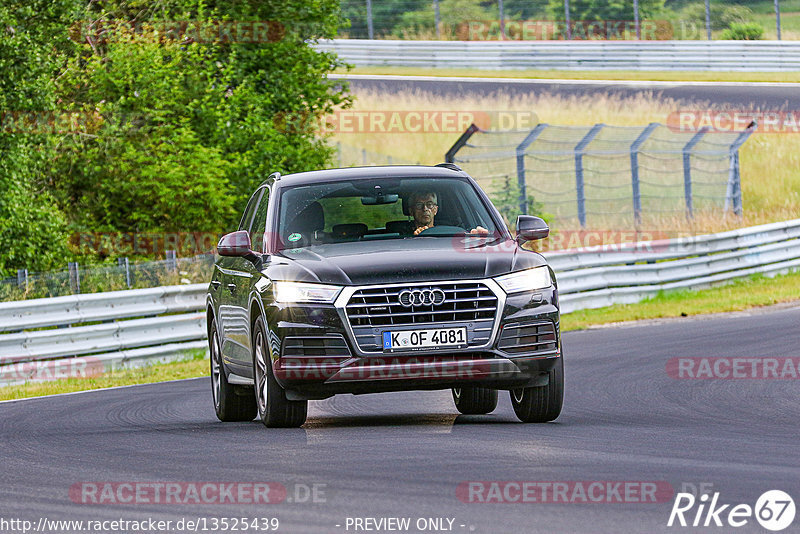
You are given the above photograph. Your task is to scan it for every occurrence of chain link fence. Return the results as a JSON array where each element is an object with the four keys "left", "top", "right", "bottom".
[
  {"left": 447, "top": 121, "right": 755, "bottom": 228},
  {"left": 0, "top": 254, "right": 214, "bottom": 302},
  {"left": 339, "top": 0, "right": 787, "bottom": 41}
]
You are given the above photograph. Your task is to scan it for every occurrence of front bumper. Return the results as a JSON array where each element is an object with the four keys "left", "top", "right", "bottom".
[{"left": 265, "top": 282, "right": 561, "bottom": 400}]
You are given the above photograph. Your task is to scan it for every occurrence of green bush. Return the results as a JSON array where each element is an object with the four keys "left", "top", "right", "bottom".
[
  {"left": 681, "top": 4, "right": 753, "bottom": 31},
  {"left": 720, "top": 22, "right": 764, "bottom": 40}
]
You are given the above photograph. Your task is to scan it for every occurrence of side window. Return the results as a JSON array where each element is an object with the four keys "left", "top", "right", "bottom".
[
  {"left": 251, "top": 187, "right": 270, "bottom": 253},
  {"left": 238, "top": 188, "right": 264, "bottom": 232}
]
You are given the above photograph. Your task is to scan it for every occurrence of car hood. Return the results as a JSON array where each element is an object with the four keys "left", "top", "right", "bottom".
[{"left": 265, "top": 236, "right": 547, "bottom": 285}]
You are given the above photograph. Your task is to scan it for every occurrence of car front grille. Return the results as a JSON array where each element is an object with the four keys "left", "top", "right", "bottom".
[
  {"left": 344, "top": 282, "right": 499, "bottom": 353},
  {"left": 346, "top": 283, "right": 497, "bottom": 326},
  {"left": 497, "top": 320, "right": 557, "bottom": 355}
]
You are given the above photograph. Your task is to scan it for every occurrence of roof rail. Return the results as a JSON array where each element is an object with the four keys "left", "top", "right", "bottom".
[{"left": 435, "top": 162, "right": 462, "bottom": 172}]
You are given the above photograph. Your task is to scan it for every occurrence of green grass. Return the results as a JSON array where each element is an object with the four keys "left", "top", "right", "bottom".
[
  {"left": 0, "top": 353, "right": 208, "bottom": 401},
  {"left": 562, "top": 270, "right": 800, "bottom": 331},
  {"left": 341, "top": 66, "right": 800, "bottom": 83}
]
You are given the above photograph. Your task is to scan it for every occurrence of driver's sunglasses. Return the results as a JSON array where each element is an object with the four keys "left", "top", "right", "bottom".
[{"left": 412, "top": 201, "right": 437, "bottom": 210}]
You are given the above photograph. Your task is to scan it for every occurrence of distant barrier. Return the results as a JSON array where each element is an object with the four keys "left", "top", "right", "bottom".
[{"left": 316, "top": 39, "right": 800, "bottom": 72}]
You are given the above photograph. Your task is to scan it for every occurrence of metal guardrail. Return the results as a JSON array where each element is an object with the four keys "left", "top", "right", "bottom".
[
  {"left": 316, "top": 39, "right": 800, "bottom": 71},
  {"left": 0, "top": 285, "right": 208, "bottom": 387},
  {"left": 549, "top": 218, "right": 800, "bottom": 313},
  {"left": 1, "top": 218, "right": 799, "bottom": 386}
]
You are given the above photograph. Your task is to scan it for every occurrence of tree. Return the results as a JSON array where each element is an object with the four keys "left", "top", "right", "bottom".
[
  {"left": 546, "top": 0, "right": 665, "bottom": 22},
  {"left": 50, "top": 0, "right": 351, "bottom": 257},
  {"left": 0, "top": 0, "right": 77, "bottom": 276}
]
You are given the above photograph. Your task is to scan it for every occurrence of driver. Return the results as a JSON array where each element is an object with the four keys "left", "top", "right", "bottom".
[
  {"left": 409, "top": 191, "right": 438, "bottom": 235},
  {"left": 409, "top": 191, "right": 488, "bottom": 236}
]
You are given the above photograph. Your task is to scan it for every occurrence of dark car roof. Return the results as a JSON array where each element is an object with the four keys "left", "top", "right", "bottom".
[{"left": 273, "top": 165, "right": 466, "bottom": 188}]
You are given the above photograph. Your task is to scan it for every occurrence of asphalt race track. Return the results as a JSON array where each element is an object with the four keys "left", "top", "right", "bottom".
[
  {"left": 334, "top": 74, "right": 800, "bottom": 109},
  {"left": 2, "top": 305, "right": 799, "bottom": 533}
]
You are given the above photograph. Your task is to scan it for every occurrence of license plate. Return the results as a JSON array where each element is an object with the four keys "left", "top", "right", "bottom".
[{"left": 382, "top": 327, "right": 467, "bottom": 351}]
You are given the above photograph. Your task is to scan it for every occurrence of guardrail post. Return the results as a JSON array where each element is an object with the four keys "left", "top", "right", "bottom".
[
  {"left": 630, "top": 123, "right": 658, "bottom": 226},
  {"left": 16, "top": 269, "right": 27, "bottom": 291},
  {"left": 118, "top": 257, "right": 131, "bottom": 288},
  {"left": 574, "top": 124, "right": 604, "bottom": 228},
  {"left": 515, "top": 123, "right": 548, "bottom": 216},
  {"left": 166, "top": 250, "right": 178, "bottom": 272},
  {"left": 682, "top": 127, "right": 708, "bottom": 220},
  {"left": 445, "top": 123, "right": 480, "bottom": 163},
  {"left": 726, "top": 121, "right": 756, "bottom": 216},
  {"left": 68, "top": 262, "right": 80, "bottom": 294}
]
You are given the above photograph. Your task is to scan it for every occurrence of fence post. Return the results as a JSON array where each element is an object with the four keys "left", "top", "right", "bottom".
[
  {"left": 434, "top": 0, "right": 441, "bottom": 39},
  {"left": 366, "top": 0, "right": 374, "bottom": 39},
  {"left": 630, "top": 123, "right": 659, "bottom": 226},
  {"left": 17, "top": 269, "right": 28, "bottom": 292},
  {"left": 704, "top": 0, "right": 711, "bottom": 40},
  {"left": 445, "top": 123, "right": 480, "bottom": 163},
  {"left": 515, "top": 123, "right": 548, "bottom": 216},
  {"left": 574, "top": 124, "right": 604, "bottom": 228},
  {"left": 726, "top": 121, "right": 756, "bottom": 216},
  {"left": 166, "top": 250, "right": 177, "bottom": 272},
  {"left": 118, "top": 257, "right": 131, "bottom": 288},
  {"left": 564, "top": 0, "right": 572, "bottom": 40},
  {"left": 682, "top": 127, "right": 708, "bottom": 220},
  {"left": 68, "top": 262, "right": 80, "bottom": 294},
  {"left": 775, "top": 0, "right": 782, "bottom": 40},
  {"left": 498, "top": 0, "right": 505, "bottom": 39}
]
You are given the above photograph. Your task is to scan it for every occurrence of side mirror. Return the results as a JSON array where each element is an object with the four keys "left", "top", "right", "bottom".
[
  {"left": 217, "top": 230, "right": 253, "bottom": 257},
  {"left": 515, "top": 215, "right": 549, "bottom": 243}
]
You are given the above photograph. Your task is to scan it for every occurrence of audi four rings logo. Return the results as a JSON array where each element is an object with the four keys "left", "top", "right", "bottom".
[{"left": 398, "top": 288, "right": 446, "bottom": 307}]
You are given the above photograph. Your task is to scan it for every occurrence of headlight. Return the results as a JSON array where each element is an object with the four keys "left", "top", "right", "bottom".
[
  {"left": 273, "top": 281, "right": 342, "bottom": 303},
  {"left": 494, "top": 266, "right": 551, "bottom": 294}
]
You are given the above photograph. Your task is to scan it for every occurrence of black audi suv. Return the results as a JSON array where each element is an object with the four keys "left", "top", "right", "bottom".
[{"left": 207, "top": 164, "right": 562, "bottom": 427}]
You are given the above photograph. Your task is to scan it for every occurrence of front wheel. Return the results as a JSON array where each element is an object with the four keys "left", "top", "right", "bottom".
[
  {"left": 452, "top": 386, "right": 498, "bottom": 414},
  {"left": 252, "top": 316, "right": 307, "bottom": 428},
  {"left": 510, "top": 357, "right": 563, "bottom": 423},
  {"left": 210, "top": 318, "right": 256, "bottom": 422}
]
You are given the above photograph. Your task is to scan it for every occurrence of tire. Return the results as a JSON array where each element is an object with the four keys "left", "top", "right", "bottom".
[
  {"left": 210, "top": 318, "right": 257, "bottom": 422},
  {"left": 452, "top": 386, "right": 498, "bottom": 415},
  {"left": 510, "top": 357, "right": 563, "bottom": 423},
  {"left": 252, "top": 316, "right": 308, "bottom": 428}
]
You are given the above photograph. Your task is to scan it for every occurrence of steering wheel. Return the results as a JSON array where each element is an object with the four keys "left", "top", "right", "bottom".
[{"left": 416, "top": 225, "right": 466, "bottom": 236}]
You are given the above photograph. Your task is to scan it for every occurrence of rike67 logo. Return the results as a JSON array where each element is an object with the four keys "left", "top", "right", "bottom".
[{"left": 668, "top": 490, "right": 795, "bottom": 531}]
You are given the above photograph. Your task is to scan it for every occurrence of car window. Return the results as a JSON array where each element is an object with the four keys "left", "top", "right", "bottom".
[
  {"left": 251, "top": 187, "right": 270, "bottom": 253},
  {"left": 277, "top": 177, "right": 499, "bottom": 249},
  {"left": 238, "top": 188, "right": 264, "bottom": 232}
]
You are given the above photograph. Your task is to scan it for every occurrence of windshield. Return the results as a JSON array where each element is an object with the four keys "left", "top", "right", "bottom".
[{"left": 276, "top": 176, "right": 500, "bottom": 249}]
